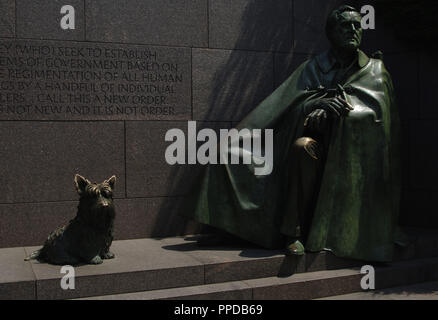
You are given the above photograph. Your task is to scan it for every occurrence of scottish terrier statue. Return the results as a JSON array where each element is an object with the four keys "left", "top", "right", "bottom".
[{"left": 25, "top": 174, "right": 117, "bottom": 265}]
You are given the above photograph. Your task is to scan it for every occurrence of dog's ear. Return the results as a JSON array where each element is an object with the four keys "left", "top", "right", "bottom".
[
  {"left": 105, "top": 175, "right": 116, "bottom": 190},
  {"left": 74, "top": 174, "right": 90, "bottom": 194}
]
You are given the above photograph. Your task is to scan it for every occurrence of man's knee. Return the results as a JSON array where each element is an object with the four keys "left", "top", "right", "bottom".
[{"left": 293, "top": 137, "right": 319, "bottom": 160}]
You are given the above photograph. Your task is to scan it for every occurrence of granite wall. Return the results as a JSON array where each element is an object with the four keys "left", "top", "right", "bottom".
[{"left": 0, "top": 0, "right": 435, "bottom": 248}]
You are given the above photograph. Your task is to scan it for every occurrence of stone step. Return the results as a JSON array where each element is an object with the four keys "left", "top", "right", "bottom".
[
  {"left": 79, "top": 258, "right": 438, "bottom": 300},
  {"left": 317, "top": 281, "right": 438, "bottom": 300},
  {"left": 0, "top": 236, "right": 361, "bottom": 300},
  {"left": 1, "top": 234, "right": 437, "bottom": 300},
  {"left": 79, "top": 279, "right": 255, "bottom": 300}
]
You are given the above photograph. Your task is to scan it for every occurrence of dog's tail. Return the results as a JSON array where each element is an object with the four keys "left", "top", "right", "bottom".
[{"left": 24, "top": 249, "right": 41, "bottom": 261}]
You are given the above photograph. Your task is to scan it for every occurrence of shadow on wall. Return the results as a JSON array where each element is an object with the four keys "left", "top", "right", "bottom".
[
  {"left": 372, "top": 0, "right": 438, "bottom": 49},
  {"left": 197, "top": 0, "right": 291, "bottom": 122},
  {"left": 372, "top": 0, "right": 438, "bottom": 229},
  {"left": 154, "top": 0, "right": 294, "bottom": 238},
  {"left": 152, "top": 0, "right": 368, "bottom": 238}
]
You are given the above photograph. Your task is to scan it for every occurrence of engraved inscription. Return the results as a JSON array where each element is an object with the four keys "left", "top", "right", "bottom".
[{"left": 0, "top": 40, "right": 191, "bottom": 120}]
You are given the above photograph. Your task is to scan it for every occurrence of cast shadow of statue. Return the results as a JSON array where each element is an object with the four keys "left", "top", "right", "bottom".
[
  {"left": 161, "top": 237, "right": 366, "bottom": 278},
  {"left": 153, "top": 0, "right": 296, "bottom": 242},
  {"left": 154, "top": 1, "right": 317, "bottom": 264},
  {"left": 161, "top": 236, "right": 281, "bottom": 258},
  {"left": 155, "top": 0, "right": 373, "bottom": 275}
]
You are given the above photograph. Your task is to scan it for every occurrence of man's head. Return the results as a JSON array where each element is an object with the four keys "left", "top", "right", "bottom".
[{"left": 326, "top": 5, "right": 363, "bottom": 52}]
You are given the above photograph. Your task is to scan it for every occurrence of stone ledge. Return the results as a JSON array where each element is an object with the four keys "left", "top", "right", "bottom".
[
  {"left": 77, "top": 268, "right": 362, "bottom": 300},
  {"left": 0, "top": 247, "right": 36, "bottom": 300},
  {"left": 1, "top": 236, "right": 359, "bottom": 300},
  {"left": 0, "top": 233, "right": 437, "bottom": 300},
  {"left": 79, "top": 257, "right": 438, "bottom": 300},
  {"left": 79, "top": 280, "right": 253, "bottom": 300},
  {"left": 317, "top": 281, "right": 438, "bottom": 300}
]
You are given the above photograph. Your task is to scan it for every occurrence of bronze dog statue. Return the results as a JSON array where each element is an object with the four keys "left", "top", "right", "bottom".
[{"left": 25, "top": 174, "right": 116, "bottom": 265}]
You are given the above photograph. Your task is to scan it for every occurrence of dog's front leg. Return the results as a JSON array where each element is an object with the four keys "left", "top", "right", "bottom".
[
  {"left": 100, "top": 231, "right": 115, "bottom": 259},
  {"left": 100, "top": 251, "right": 115, "bottom": 259},
  {"left": 89, "top": 255, "right": 103, "bottom": 265}
]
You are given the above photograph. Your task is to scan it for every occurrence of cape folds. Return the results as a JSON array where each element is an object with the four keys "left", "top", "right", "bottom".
[{"left": 187, "top": 50, "right": 401, "bottom": 262}]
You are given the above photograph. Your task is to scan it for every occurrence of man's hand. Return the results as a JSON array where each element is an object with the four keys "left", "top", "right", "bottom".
[
  {"left": 304, "top": 97, "right": 353, "bottom": 132},
  {"left": 304, "top": 108, "right": 328, "bottom": 132},
  {"left": 305, "top": 97, "right": 353, "bottom": 117}
]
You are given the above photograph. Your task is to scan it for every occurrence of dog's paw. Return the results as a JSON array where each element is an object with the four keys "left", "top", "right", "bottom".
[
  {"left": 101, "top": 251, "right": 115, "bottom": 259},
  {"left": 89, "top": 255, "right": 103, "bottom": 265}
]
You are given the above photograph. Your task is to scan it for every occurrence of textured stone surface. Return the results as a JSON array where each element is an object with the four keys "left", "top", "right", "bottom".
[
  {"left": 209, "top": 0, "right": 293, "bottom": 52},
  {"left": 192, "top": 48, "right": 274, "bottom": 121},
  {"left": 126, "top": 120, "right": 230, "bottom": 197},
  {"left": 126, "top": 121, "right": 190, "bottom": 198},
  {"left": 399, "top": 189, "right": 438, "bottom": 229},
  {"left": 164, "top": 281, "right": 252, "bottom": 300},
  {"left": 355, "top": 0, "right": 411, "bottom": 55},
  {"left": 274, "top": 52, "right": 311, "bottom": 87},
  {"left": 161, "top": 236, "right": 287, "bottom": 283},
  {"left": 0, "top": 0, "right": 15, "bottom": 37},
  {"left": 247, "top": 269, "right": 362, "bottom": 300},
  {"left": 0, "top": 197, "right": 201, "bottom": 248},
  {"left": 16, "top": 0, "right": 84, "bottom": 40},
  {"left": 160, "top": 237, "right": 362, "bottom": 282},
  {"left": 384, "top": 52, "right": 419, "bottom": 120},
  {"left": 399, "top": 123, "right": 411, "bottom": 192},
  {"left": 0, "top": 247, "right": 35, "bottom": 300},
  {"left": 114, "top": 197, "right": 202, "bottom": 240},
  {"left": 303, "top": 251, "right": 362, "bottom": 272},
  {"left": 364, "top": 22, "right": 407, "bottom": 56},
  {"left": 0, "top": 121, "right": 125, "bottom": 203},
  {"left": 25, "top": 238, "right": 204, "bottom": 299},
  {"left": 2, "top": 235, "right": 438, "bottom": 299},
  {"left": 0, "top": 39, "right": 191, "bottom": 120},
  {"left": 293, "top": 0, "right": 345, "bottom": 54},
  {"left": 305, "top": 273, "right": 363, "bottom": 299},
  {"left": 374, "top": 259, "right": 432, "bottom": 289},
  {"left": 86, "top": 0, "right": 208, "bottom": 47},
  {"left": 88, "top": 273, "right": 438, "bottom": 301},
  {"left": 80, "top": 281, "right": 252, "bottom": 300},
  {"left": 409, "top": 121, "right": 438, "bottom": 189},
  {"left": 419, "top": 50, "right": 438, "bottom": 118},
  {"left": 0, "top": 201, "right": 77, "bottom": 248},
  {"left": 318, "top": 281, "right": 438, "bottom": 300},
  {"left": 415, "top": 233, "right": 438, "bottom": 259}
]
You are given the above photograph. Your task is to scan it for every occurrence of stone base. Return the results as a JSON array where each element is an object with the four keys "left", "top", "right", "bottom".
[{"left": 0, "top": 231, "right": 438, "bottom": 300}]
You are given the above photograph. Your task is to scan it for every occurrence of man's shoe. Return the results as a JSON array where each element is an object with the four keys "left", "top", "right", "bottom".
[{"left": 285, "top": 240, "right": 305, "bottom": 256}]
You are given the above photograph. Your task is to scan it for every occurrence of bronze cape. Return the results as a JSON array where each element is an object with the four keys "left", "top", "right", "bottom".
[{"left": 186, "top": 50, "right": 401, "bottom": 262}]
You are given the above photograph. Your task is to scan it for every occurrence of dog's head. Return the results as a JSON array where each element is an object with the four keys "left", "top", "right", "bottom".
[{"left": 74, "top": 174, "right": 116, "bottom": 226}]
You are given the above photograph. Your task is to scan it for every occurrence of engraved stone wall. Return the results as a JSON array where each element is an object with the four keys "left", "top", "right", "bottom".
[{"left": 0, "top": 0, "right": 433, "bottom": 247}]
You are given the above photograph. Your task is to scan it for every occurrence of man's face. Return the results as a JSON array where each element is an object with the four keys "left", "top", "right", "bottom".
[{"left": 330, "top": 11, "right": 363, "bottom": 52}]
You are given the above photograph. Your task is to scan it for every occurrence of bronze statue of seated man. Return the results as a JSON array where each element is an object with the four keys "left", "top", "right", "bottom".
[{"left": 187, "top": 5, "right": 404, "bottom": 262}]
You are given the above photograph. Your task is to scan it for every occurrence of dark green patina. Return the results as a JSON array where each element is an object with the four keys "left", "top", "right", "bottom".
[{"left": 186, "top": 5, "right": 401, "bottom": 262}]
